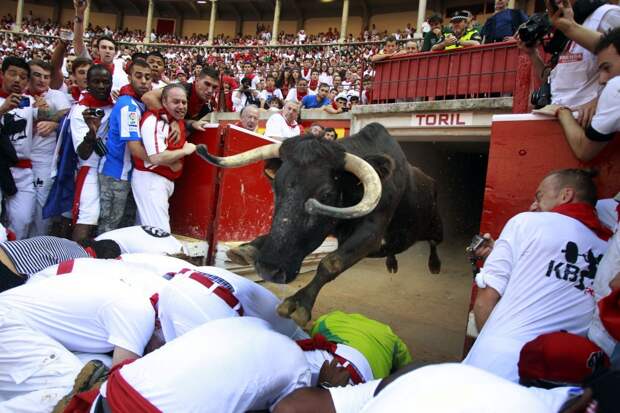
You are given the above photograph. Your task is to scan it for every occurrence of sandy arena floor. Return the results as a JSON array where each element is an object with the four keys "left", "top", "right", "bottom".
[{"left": 260, "top": 238, "right": 474, "bottom": 364}]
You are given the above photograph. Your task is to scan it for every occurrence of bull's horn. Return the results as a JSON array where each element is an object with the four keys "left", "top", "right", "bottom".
[
  {"left": 305, "top": 153, "right": 382, "bottom": 219},
  {"left": 195, "top": 143, "right": 281, "bottom": 168}
]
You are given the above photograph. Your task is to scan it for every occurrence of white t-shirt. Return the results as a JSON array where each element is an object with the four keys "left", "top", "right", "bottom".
[
  {"left": 463, "top": 211, "right": 608, "bottom": 382},
  {"left": 157, "top": 266, "right": 306, "bottom": 342},
  {"left": 285, "top": 88, "right": 316, "bottom": 103},
  {"left": 264, "top": 112, "right": 301, "bottom": 141},
  {"left": 550, "top": 5, "right": 620, "bottom": 107},
  {"left": 587, "top": 76, "right": 620, "bottom": 143},
  {"left": 109, "top": 317, "right": 312, "bottom": 412},
  {"left": 0, "top": 95, "right": 37, "bottom": 160},
  {"left": 31, "top": 89, "right": 71, "bottom": 171},
  {"left": 0, "top": 273, "right": 155, "bottom": 355},
  {"left": 96, "top": 225, "right": 185, "bottom": 255},
  {"left": 29, "top": 256, "right": 169, "bottom": 299},
  {"left": 259, "top": 88, "right": 284, "bottom": 103},
  {"left": 596, "top": 196, "right": 619, "bottom": 233},
  {"left": 70, "top": 103, "right": 113, "bottom": 168},
  {"left": 360, "top": 364, "right": 567, "bottom": 413}
]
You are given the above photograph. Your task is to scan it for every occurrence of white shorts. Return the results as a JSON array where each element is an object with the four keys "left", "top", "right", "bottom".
[
  {"left": 5, "top": 167, "right": 36, "bottom": 240},
  {"left": 76, "top": 166, "right": 100, "bottom": 226},
  {"left": 0, "top": 306, "right": 83, "bottom": 413},
  {"left": 131, "top": 170, "right": 174, "bottom": 233}
]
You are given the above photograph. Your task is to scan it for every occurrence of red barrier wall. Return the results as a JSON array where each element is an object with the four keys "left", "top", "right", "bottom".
[{"left": 463, "top": 114, "right": 620, "bottom": 357}]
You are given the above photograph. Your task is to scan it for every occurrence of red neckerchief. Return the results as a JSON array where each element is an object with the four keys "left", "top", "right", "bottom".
[
  {"left": 296, "top": 89, "right": 307, "bottom": 102},
  {"left": 78, "top": 92, "right": 113, "bottom": 108},
  {"left": 280, "top": 113, "right": 298, "bottom": 129},
  {"left": 245, "top": 73, "right": 255, "bottom": 80},
  {"left": 309, "top": 79, "right": 318, "bottom": 91},
  {"left": 119, "top": 84, "right": 141, "bottom": 100},
  {"left": 188, "top": 82, "right": 205, "bottom": 119},
  {"left": 84, "top": 247, "right": 97, "bottom": 257},
  {"left": 70, "top": 86, "right": 82, "bottom": 101},
  {"left": 296, "top": 334, "right": 364, "bottom": 384},
  {"left": 266, "top": 86, "right": 275, "bottom": 93},
  {"left": 0, "top": 89, "right": 11, "bottom": 98},
  {"left": 93, "top": 59, "right": 115, "bottom": 76},
  {"left": 552, "top": 202, "right": 613, "bottom": 241},
  {"left": 155, "top": 108, "right": 186, "bottom": 150},
  {"left": 27, "top": 88, "right": 45, "bottom": 97},
  {"left": 302, "top": 68, "right": 311, "bottom": 78}
]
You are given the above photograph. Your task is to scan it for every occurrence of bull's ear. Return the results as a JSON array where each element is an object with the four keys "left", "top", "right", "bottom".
[
  {"left": 363, "top": 154, "right": 395, "bottom": 181},
  {"left": 264, "top": 158, "right": 283, "bottom": 180}
]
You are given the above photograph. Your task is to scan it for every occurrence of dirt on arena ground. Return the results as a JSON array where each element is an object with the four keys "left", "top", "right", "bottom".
[{"left": 260, "top": 238, "right": 474, "bottom": 364}]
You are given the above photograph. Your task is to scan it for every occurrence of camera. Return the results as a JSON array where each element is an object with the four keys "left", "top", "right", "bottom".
[
  {"left": 94, "top": 137, "right": 107, "bottom": 157},
  {"left": 465, "top": 234, "right": 486, "bottom": 259},
  {"left": 530, "top": 81, "right": 552, "bottom": 108},
  {"left": 84, "top": 108, "right": 105, "bottom": 118},
  {"left": 518, "top": 13, "right": 552, "bottom": 48},
  {"left": 18, "top": 96, "right": 30, "bottom": 109}
]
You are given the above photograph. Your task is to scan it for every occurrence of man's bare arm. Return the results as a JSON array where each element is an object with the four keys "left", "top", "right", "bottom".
[
  {"left": 557, "top": 107, "right": 608, "bottom": 162},
  {"left": 111, "top": 346, "right": 140, "bottom": 366},
  {"left": 473, "top": 286, "right": 501, "bottom": 331},
  {"left": 141, "top": 88, "right": 164, "bottom": 112},
  {"left": 50, "top": 40, "right": 68, "bottom": 90},
  {"left": 72, "top": 0, "right": 90, "bottom": 59}
]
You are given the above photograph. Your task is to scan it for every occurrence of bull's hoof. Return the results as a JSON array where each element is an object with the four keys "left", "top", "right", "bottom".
[
  {"left": 428, "top": 254, "right": 441, "bottom": 274},
  {"left": 226, "top": 244, "right": 259, "bottom": 266},
  {"left": 386, "top": 255, "right": 398, "bottom": 273},
  {"left": 277, "top": 298, "right": 311, "bottom": 327}
]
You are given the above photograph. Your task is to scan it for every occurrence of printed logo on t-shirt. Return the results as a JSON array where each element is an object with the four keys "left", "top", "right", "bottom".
[
  {"left": 545, "top": 241, "right": 603, "bottom": 293},
  {"left": 141, "top": 225, "right": 171, "bottom": 238},
  {"left": 128, "top": 111, "right": 139, "bottom": 131},
  {"left": 3, "top": 112, "right": 28, "bottom": 143}
]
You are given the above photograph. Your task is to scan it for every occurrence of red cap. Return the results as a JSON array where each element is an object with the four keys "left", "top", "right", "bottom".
[
  {"left": 519, "top": 332, "right": 609, "bottom": 385},
  {"left": 599, "top": 288, "right": 620, "bottom": 341}
]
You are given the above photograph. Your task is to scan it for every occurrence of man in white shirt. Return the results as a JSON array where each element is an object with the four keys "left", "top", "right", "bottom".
[
  {"left": 146, "top": 51, "right": 167, "bottom": 89},
  {"left": 27, "top": 59, "right": 71, "bottom": 236},
  {"left": 96, "top": 225, "right": 186, "bottom": 255},
  {"left": 264, "top": 101, "right": 302, "bottom": 141},
  {"left": 259, "top": 74, "right": 284, "bottom": 108},
  {"left": 0, "top": 273, "right": 156, "bottom": 413},
  {"left": 464, "top": 168, "right": 610, "bottom": 382},
  {"left": 285, "top": 78, "right": 315, "bottom": 103}
]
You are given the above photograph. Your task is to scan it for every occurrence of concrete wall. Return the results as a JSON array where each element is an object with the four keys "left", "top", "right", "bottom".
[{"left": 304, "top": 16, "right": 362, "bottom": 36}]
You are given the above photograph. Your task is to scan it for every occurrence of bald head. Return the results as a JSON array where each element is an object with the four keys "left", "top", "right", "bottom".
[{"left": 240, "top": 105, "right": 259, "bottom": 131}]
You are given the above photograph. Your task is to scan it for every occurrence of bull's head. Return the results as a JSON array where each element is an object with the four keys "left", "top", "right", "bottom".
[{"left": 196, "top": 137, "right": 382, "bottom": 283}]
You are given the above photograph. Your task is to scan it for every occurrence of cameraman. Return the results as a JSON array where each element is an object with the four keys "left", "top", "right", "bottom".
[
  {"left": 517, "top": 0, "right": 620, "bottom": 127},
  {"left": 232, "top": 77, "right": 261, "bottom": 113}
]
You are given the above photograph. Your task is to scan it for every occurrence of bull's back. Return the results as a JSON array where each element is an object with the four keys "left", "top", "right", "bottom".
[{"left": 340, "top": 123, "right": 407, "bottom": 166}]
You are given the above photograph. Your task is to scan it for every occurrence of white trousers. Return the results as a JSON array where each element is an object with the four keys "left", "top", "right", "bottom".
[
  {"left": 5, "top": 168, "right": 36, "bottom": 240},
  {"left": 131, "top": 170, "right": 174, "bottom": 233},
  {"left": 76, "top": 167, "right": 100, "bottom": 226},
  {"left": 28, "top": 166, "right": 53, "bottom": 237},
  {"left": 0, "top": 307, "right": 83, "bottom": 413}
]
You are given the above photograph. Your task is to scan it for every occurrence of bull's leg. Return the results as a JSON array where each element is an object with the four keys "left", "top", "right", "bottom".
[
  {"left": 385, "top": 255, "right": 398, "bottom": 273},
  {"left": 226, "top": 235, "right": 268, "bottom": 266},
  {"left": 428, "top": 240, "right": 441, "bottom": 274},
  {"left": 277, "top": 222, "right": 386, "bottom": 326}
]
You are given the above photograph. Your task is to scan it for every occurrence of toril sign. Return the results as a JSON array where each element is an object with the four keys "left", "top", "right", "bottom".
[{"left": 412, "top": 112, "right": 474, "bottom": 127}]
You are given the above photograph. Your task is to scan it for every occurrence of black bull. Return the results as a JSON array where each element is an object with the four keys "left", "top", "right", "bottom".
[{"left": 196, "top": 122, "right": 443, "bottom": 326}]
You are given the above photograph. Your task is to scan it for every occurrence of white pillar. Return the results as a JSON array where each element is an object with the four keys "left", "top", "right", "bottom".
[
  {"left": 144, "top": 0, "right": 154, "bottom": 43},
  {"left": 416, "top": 0, "right": 428, "bottom": 35},
  {"left": 271, "top": 0, "right": 281, "bottom": 45},
  {"left": 14, "top": 0, "right": 24, "bottom": 32},
  {"left": 339, "top": 0, "right": 350, "bottom": 43},
  {"left": 207, "top": 0, "right": 217, "bottom": 46}
]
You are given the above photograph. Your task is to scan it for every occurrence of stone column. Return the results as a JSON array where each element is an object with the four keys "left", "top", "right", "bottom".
[
  {"left": 207, "top": 0, "right": 217, "bottom": 46},
  {"left": 339, "top": 0, "right": 350, "bottom": 43},
  {"left": 14, "top": 0, "right": 24, "bottom": 32},
  {"left": 144, "top": 0, "right": 154, "bottom": 43},
  {"left": 416, "top": 0, "right": 428, "bottom": 35},
  {"left": 271, "top": 0, "right": 281, "bottom": 45}
]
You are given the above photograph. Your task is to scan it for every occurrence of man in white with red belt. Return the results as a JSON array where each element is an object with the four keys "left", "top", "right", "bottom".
[
  {"left": 0, "top": 273, "right": 156, "bottom": 413},
  {"left": 264, "top": 100, "right": 303, "bottom": 141},
  {"left": 70, "top": 64, "right": 114, "bottom": 241},
  {"left": 132, "top": 83, "right": 196, "bottom": 232}
]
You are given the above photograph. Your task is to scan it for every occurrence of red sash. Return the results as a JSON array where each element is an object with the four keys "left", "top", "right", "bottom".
[
  {"left": 296, "top": 334, "right": 364, "bottom": 384},
  {"left": 552, "top": 203, "right": 613, "bottom": 241},
  {"left": 72, "top": 166, "right": 91, "bottom": 225}
]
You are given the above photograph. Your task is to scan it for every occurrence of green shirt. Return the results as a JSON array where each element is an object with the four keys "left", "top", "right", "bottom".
[{"left": 310, "top": 311, "right": 412, "bottom": 379}]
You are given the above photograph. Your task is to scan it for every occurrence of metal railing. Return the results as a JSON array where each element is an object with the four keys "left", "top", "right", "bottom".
[{"left": 371, "top": 41, "right": 530, "bottom": 107}]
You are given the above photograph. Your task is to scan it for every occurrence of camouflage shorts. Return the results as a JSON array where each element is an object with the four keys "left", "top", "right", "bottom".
[{"left": 98, "top": 174, "right": 132, "bottom": 235}]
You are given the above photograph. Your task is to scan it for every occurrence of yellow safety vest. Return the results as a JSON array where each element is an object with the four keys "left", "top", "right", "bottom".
[{"left": 445, "top": 29, "right": 479, "bottom": 50}]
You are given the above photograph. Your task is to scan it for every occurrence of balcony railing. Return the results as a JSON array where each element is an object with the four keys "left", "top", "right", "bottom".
[{"left": 370, "top": 41, "right": 533, "bottom": 113}]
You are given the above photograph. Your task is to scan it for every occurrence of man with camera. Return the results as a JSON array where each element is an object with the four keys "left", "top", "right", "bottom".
[
  {"left": 0, "top": 56, "right": 58, "bottom": 240},
  {"left": 517, "top": 0, "right": 620, "bottom": 126},
  {"left": 69, "top": 64, "right": 114, "bottom": 241},
  {"left": 536, "top": 2, "right": 620, "bottom": 162},
  {"left": 463, "top": 169, "right": 611, "bottom": 382},
  {"left": 233, "top": 77, "right": 262, "bottom": 112}
]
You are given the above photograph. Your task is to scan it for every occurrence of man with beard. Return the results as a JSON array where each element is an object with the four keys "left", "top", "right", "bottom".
[
  {"left": 70, "top": 65, "right": 114, "bottom": 241},
  {"left": 26, "top": 60, "right": 71, "bottom": 237},
  {"left": 98, "top": 59, "right": 152, "bottom": 234},
  {"left": 131, "top": 84, "right": 196, "bottom": 232}
]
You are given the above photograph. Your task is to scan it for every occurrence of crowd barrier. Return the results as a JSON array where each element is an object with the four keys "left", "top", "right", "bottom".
[
  {"left": 463, "top": 114, "right": 620, "bottom": 356},
  {"left": 371, "top": 41, "right": 533, "bottom": 113}
]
